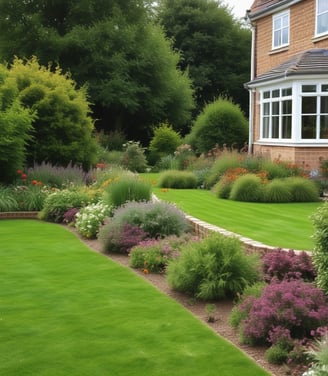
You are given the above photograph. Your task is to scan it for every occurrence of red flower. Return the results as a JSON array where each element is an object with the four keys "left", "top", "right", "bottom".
[
  {"left": 17, "top": 169, "right": 22, "bottom": 175},
  {"left": 21, "top": 173, "right": 27, "bottom": 180},
  {"left": 31, "top": 180, "right": 37, "bottom": 185}
]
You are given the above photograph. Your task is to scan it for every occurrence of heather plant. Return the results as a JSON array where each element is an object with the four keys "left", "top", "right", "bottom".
[
  {"left": 285, "top": 176, "right": 319, "bottom": 202},
  {"left": 157, "top": 170, "right": 197, "bottom": 189},
  {"left": 98, "top": 222, "right": 149, "bottom": 254},
  {"left": 62, "top": 207, "right": 80, "bottom": 224},
  {"left": 229, "top": 174, "right": 264, "bottom": 202},
  {"left": 237, "top": 279, "right": 328, "bottom": 346},
  {"left": 312, "top": 202, "right": 328, "bottom": 294},
  {"left": 166, "top": 232, "right": 260, "bottom": 300},
  {"left": 75, "top": 202, "right": 111, "bottom": 239},
  {"left": 121, "top": 141, "right": 148, "bottom": 172},
  {"left": 103, "top": 175, "right": 152, "bottom": 208},
  {"left": 38, "top": 189, "right": 91, "bottom": 222},
  {"left": 262, "top": 249, "right": 316, "bottom": 282}
]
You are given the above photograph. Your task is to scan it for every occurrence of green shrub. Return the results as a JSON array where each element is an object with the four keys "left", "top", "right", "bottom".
[
  {"left": 265, "top": 344, "right": 289, "bottom": 365},
  {"left": 212, "top": 177, "right": 233, "bottom": 199},
  {"left": 166, "top": 232, "right": 260, "bottom": 300},
  {"left": 229, "top": 174, "right": 264, "bottom": 202},
  {"left": 38, "top": 189, "right": 91, "bottom": 222},
  {"left": 96, "top": 129, "right": 127, "bottom": 151},
  {"left": 0, "top": 186, "right": 19, "bottom": 211},
  {"left": 103, "top": 175, "right": 152, "bottom": 208},
  {"left": 205, "top": 151, "right": 241, "bottom": 188},
  {"left": 156, "top": 155, "right": 179, "bottom": 171},
  {"left": 263, "top": 179, "right": 292, "bottom": 203},
  {"left": 11, "top": 185, "right": 47, "bottom": 211},
  {"left": 96, "top": 149, "right": 123, "bottom": 166},
  {"left": 305, "top": 334, "right": 328, "bottom": 375},
  {"left": 286, "top": 177, "right": 319, "bottom": 202},
  {"left": 148, "top": 123, "right": 182, "bottom": 166},
  {"left": 92, "top": 167, "right": 132, "bottom": 189},
  {"left": 158, "top": 170, "right": 197, "bottom": 189},
  {"left": 312, "top": 202, "right": 328, "bottom": 294},
  {"left": 75, "top": 202, "right": 111, "bottom": 239},
  {"left": 186, "top": 97, "right": 248, "bottom": 154},
  {"left": 121, "top": 141, "right": 148, "bottom": 172},
  {"left": 260, "top": 160, "right": 291, "bottom": 180}
]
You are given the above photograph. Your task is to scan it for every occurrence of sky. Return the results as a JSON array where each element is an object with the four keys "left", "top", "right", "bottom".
[{"left": 224, "top": 0, "right": 254, "bottom": 19}]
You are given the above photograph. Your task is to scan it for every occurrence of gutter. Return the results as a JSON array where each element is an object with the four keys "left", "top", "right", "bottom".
[
  {"left": 249, "top": 0, "right": 302, "bottom": 21},
  {"left": 247, "top": 11, "right": 256, "bottom": 155}
]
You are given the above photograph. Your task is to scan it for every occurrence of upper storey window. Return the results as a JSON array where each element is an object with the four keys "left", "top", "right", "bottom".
[
  {"left": 272, "top": 10, "right": 290, "bottom": 49},
  {"left": 316, "top": 0, "right": 328, "bottom": 36}
]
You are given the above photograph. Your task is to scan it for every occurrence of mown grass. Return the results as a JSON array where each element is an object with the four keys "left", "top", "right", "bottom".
[
  {"left": 0, "top": 220, "right": 269, "bottom": 376},
  {"left": 141, "top": 173, "right": 320, "bottom": 250}
]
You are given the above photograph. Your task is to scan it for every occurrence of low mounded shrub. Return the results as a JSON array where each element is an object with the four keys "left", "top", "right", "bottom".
[
  {"left": 157, "top": 170, "right": 197, "bottom": 189},
  {"left": 205, "top": 152, "right": 241, "bottom": 188},
  {"left": 166, "top": 232, "right": 260, "bottom": 300},
  {"left": 38, "top": 189, "right": 91, "bottom": 222},
  {"left": 265, "top": 344, "right": 289, "bottom": 365},
  {"left": 236, "top": 279, "right": 328, "bottom": 345},
  {"left": 229, "top": 174, "right": 263, "bottom": 202},
  {"left": 103, "top": 175, "right": 152, "bottom": 208},
  {"left": 262, "top": 249, "right": 316, "bottom": 282},
  {"left": 285, "top": 177, "right": 319, "bottom": 202}
]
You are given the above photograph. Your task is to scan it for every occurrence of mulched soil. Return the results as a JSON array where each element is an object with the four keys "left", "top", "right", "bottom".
[{"left": 69, "top": 227, "right": 287, "bottom": 376}]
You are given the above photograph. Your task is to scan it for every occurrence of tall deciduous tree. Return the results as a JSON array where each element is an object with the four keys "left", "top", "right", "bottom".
[
  {"left": 0, "top": 0, "right": 194, "bottom": 143},
  {"left": 156, "top": 0, "right": 251, "bottom": 116}
]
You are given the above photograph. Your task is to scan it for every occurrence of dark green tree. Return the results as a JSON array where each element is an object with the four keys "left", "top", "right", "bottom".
[
  {"left": 157, "top": 0, "right": 251, "bottom": 116},
  {"left": 0, "top": 0, "right": 194, "bottom": 143}
]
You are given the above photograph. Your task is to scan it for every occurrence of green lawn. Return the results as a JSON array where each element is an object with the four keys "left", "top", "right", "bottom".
[
  {"left": 141, "top": 173, "right": 321, "bottom": 250},
  {"left": 0, "top": 220, "right": 269, "bottom": 376}
]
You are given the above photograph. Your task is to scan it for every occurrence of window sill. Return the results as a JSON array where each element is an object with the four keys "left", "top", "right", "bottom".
[
  {"left": 255, "top": 140, "right": 328, "bottom": 147},
  {"left": 312, "top": 33, "right": 328, "bottom": 43},
  {"left": 269, "top": 46, "right": 289, "bottom": 55}
]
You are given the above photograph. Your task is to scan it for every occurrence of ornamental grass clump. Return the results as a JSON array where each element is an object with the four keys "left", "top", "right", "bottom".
[
  {"left": 0, "top": 186, "right": 19, "bottom": 211},
  {"left": 285, "top": 176, "right": 320, "bottom": 202},
  {"left": 157, "top": 170, "right": 197, "bottom": 189},
  {"left": 229, "top": 174, "right": 264, "bottom": 202},
  {"left": 166, "top": 232, "right": 260, "bottom": 300},
  {"left": 75, "top": 202, "right": 111, "bottom": 239},
  {"left": 263, "top": 179, "right": 292, "bottom": 203}
]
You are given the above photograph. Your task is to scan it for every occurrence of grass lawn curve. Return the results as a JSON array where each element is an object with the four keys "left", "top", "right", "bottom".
[{"left": 0, "top": 220, "right": 269, "bottom": 376}]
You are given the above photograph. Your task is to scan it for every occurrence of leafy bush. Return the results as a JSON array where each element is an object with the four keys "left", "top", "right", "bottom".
[
  {"left": 103, "top": 175, "right": 152, "bottom": 208},
  {"left": 0, "top": 186, "right": 19, "bottom": 211},
  {"left": 148, "top": 123, "right": 182, "bottom": 165},
  {"left": 265, "top": 344, "right": 289, "bottom": 365},
  {"left": 99, "top": 223, "right": 149, "bottom": 254},
  {"left": 186, "top": 97, "right": 248, "bottom": 154},
  {"left": 75, "top": 202, "right": 111, "bottom": 239},
  {"left": 166, "top": 232, "right": 260, "bottom": 300},
  {"left": 157, "top": 170, "right": 197, "bottom": 189},
  {"left": 130, "top": 235, "right": 196, "bottom": 273},
  {"left": 38, "top": 189, "right": 91, "bottom": 222},
  {"left": 97, "top": 150, "right": 124, "bottom": 166},
  {"left": 121, "top": 141, "right": 148, "bottom": 172},
  {"left": 229, "top": 174, "right": 263, "bottom": 202},
  {"left": 237, "top": 279, "right": 328, "bottom": 345},
  {"left": 96, "top": 129, "right": 127, "bottom": 151},
  {"left": 174, "top": 144, "right": 196, "bottom": 170},
  {"left": 156, "top": 154, "right": 179, "bottom": 171},
  {"left": 262, "top": 249, "right": 316, "bottom": 282},
  {"left": 212, "top": 177, "right": 233, "bottom": 199},
  {"left": 312, "top": 202, "right": 328, "bottom": 294},
  {"left": 260, "top": 160, "right": 292, "bottom": 180},
  {"left": 11, "top": 185, "right": 47, "bottom": 211},
  {"left": 263, "top": 179, "right": 292, "bottom": 203},
  {"left": 286, "top": 177, "right": 319, "bottom": 202}
]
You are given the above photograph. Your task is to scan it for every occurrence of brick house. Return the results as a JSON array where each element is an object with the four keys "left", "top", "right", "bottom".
[{"left": 246, "top": 0, "right": 328, "bottom": 173}]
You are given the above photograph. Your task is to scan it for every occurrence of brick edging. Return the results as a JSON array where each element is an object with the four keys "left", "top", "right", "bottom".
[{"left": 0, "top": 212, "right": 39, "bottom": 219}]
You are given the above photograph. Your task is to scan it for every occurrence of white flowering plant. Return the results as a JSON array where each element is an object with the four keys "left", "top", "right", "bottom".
[{"left": 75, "top": 202, "right": 111, "bottom": 239}]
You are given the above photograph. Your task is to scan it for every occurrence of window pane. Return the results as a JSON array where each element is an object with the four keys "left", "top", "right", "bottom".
[
  {"left": 282, "top": 14, "right": 289, "bottom": 27},
  {"left": 302, "top": 97, "right": 317, "bottom": 114},
  {"left": 302, "top": 85, "right": 316, "bottom": 92},
  {"left": 282, "top": 28, "right": 289, "bottom": 44},
  {"left": 282, "top": 88, "right": 292, "bottom": 96},
  {"left": 320, "top": 115, "right": 328, "bottom": 138},
  {"left": 263, "top": 103, "right": 270, "bottom": 116},
  {"left": 318, "top": 0, "right": 328, "bottom": 14},
  {"left": 263, "top": 91, "right": 270, "bottom": 99},
  {"left": 302, "top": 115, "right": 316, "bottom": 138},
  {"left": 282, "top": 100, "right": 292, "bottom": 114},
  {"left": 317, "top": 13, "right": 328, "bottom": 34},
  {"left": 321, "top": 96, "right": 328, "bottom": 113},
  {"left": 262, "top": 117, "right": 270, "bottom": 138},
  {"left": 282, "top": 116, "right": 292, "bottom": 138},
  {"left": 274, "top": 31, "right": 281, "bottom": 47},
  {"left": 272, "top": 101, "right": 279, "bottom": 115},
  {"left": 272, "top": 117, "right": 279, "bottom": 138},
  {"left": 272, "top": 89, "right": 280, "bottom": 98},
  {"left": 274, "top": 17, "right": 281, "bottom": 29},
  {"left": 322, "top": 85, "right": 328, "bottom": 92}
]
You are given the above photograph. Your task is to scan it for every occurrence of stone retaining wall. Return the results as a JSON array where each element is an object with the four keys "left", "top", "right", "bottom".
[{"left": 0, "top": 211, "right": 39, "bottom": 219}]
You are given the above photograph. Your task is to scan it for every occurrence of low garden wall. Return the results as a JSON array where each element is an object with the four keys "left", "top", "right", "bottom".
[{"left": 0, "top": 211, "right": 39, "bottom": 219}]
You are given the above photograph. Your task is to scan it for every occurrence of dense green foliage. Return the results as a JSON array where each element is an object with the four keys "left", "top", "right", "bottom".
[
  {"left": 157, "top": 170, "right": 198, "bottom": 188},
  {"left": 186, "top": 98, "right": 248, "bottom": 153},
  {"left": 166, "top": 232, "right": 260, "bottom": 300},
  {"left": 157, "top": 0, "right": 251, "bottom": 116},
  {"left": 229, "top": 174, "right": 263, "bottom": 202},
  {"left": 0, "top": 1, "right": 194, "bottom": 142}
]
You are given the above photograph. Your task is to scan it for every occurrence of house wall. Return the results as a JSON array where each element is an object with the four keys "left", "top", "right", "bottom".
[{"left": 250, "top": 0, "right": 328, "bottom": 171}]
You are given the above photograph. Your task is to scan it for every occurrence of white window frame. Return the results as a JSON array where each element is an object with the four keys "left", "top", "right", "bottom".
[
  {"left": 316, "top": 0, "right": 328, "bottom": 37},
  {"left": 272, "top": 10, "right": 290, "bottom": 49},
  {"left": 259, "top": 80, "right": 328, "bottom": 145}
]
